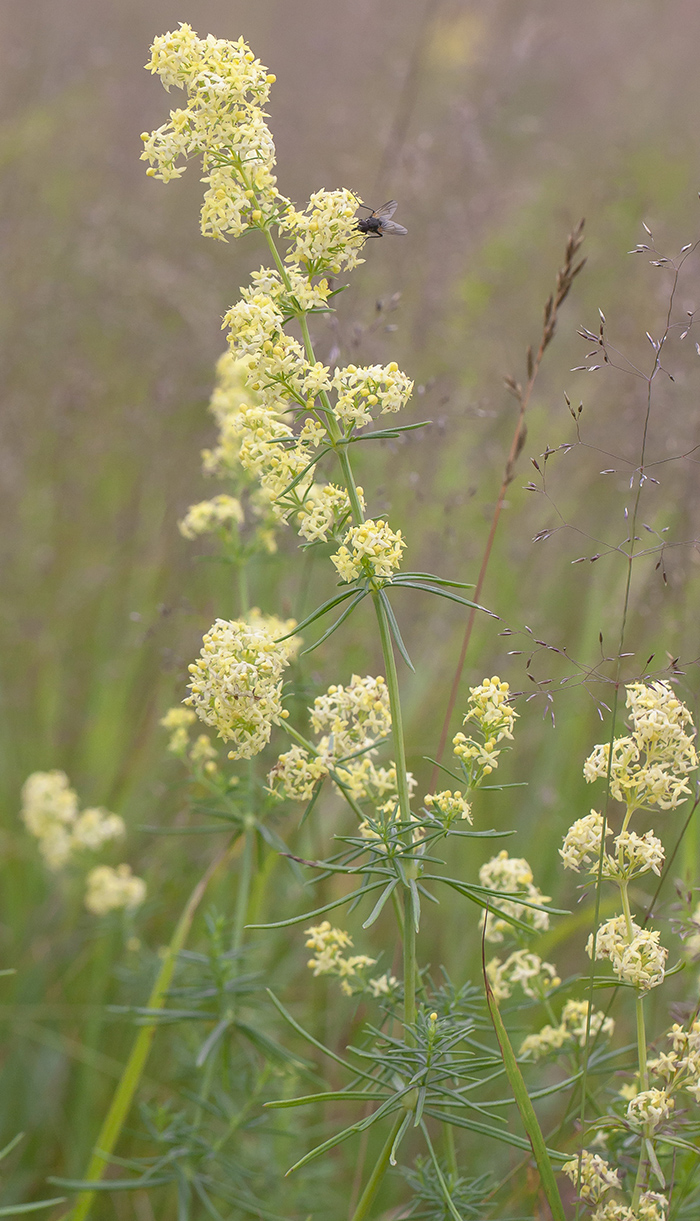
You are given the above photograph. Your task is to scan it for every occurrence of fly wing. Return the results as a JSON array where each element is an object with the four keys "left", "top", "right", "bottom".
[
  {"left": 378, "top": 219, "right": 407, "bottom": 236},
  {"left": 374, "top": 200, "right": 398, "bottom": 221}
]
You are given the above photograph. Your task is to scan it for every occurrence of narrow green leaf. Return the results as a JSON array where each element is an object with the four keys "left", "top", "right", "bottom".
[
  {"left": 390, "top": 581, "right": 490, "bottom": 612},
  {"left": 285, "top": 1120, "right": 365, "bottom": 1174},
  {"left": 409, "top": 878, "right": 421, "bottom": 932},
  {"left": 0, "top": 1201, "right": 66, "bottom": 1217},
  {"left": 0, "top": 1135, "right": 24, "bottom": 1163},
  {"left": 397, "top": 572, "right": 476, "bottom": 589},
  {"left": 347, "top": 420, "right": 431, "bottom": 441},
  {"left": 420, "top": 1122, "right": 465, "bottom": 1221},
  {"left": 276, "top": 588, "right": 359, "bottom": 638},
  {"left": 378, "top": 589, "right": 414, "bottom": 671},
  {"left": 266, "top": 991, "right": 378, "bottom": 1083},
  {"left": 301, "top": 591, "right": 367, "bottom": 654},
  {"left": 247, "top": 879, "right": 387, "bottom": 929},
  {"left": 362, "top": 880, "right": 399, "bottom": 928},
  {"left": 266, "top": 1089, "right": 384, "bottom": 1109},
  {"left": 298, "top": 776, "right": 325, "bottom": 828}
]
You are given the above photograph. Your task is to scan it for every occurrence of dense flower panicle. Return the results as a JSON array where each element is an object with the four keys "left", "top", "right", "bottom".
[
  {"left": 520, "top": 999, "right": 614, "bottom": 1060},
  {"left": 650, "top": 1021, "right": 700, "bottom": 1102},
  {"left": 479, "top": 851, "right": 551, "bottom": 943},
  {"left": 584, "top": 681, "right": 698, "bottom": 811},
  {"left": 562, "top": 1151, "right": 621, "bottom": 1203},
  {"left": 561, "top": 999, "right": 615, "bottom": 1047},
  {"left": 280, "top": 189, "right": 365, "bottom": 274},
  {"left": 561, "top": 814, "right": 664, "bottom": 880},
  {"left": 267, "top": 745, "right": 329, "bottom": 802},
  {"left": 486, "top": 951, "right": 560, "bottom": 1002},
  {"left": 423, "top": 790, "right": 473, "bottom": 826},
  {"left": 303, "top": 922, "right": 376, "bottom": 996},
  {"left": 85, "top": 864, "right": 146, "bottom": 916},
  {"left": 331, "top": 363, "right": 413, "bottom": 429},
  {"left": 334, "top": 758, "right": 415, "bottom": 807},
  {"left": 21, "top": 771, "right": 124, "bottom": 870},
  {"left": 21, "top": 771, "right": 79, "bottom": 840},
  {"left": 465, "top": 677, "right": 518, "bottom": 742},
  {"left": 310, "top": 674, "right": 391, "bottom": 756},
  {"left": 331, "top": 519, "right": 405, "bottom": 583},
  {"left": 452, "top": 677, "right": 517, "bottom": 783},
  {"left": 186, "top": 614, "right": 299, "bottom": 758},
  {"left": 626, "top": 1088, "right": 674, "bottom": 1131},
  {"left": 587, "top": 916, "right": 667, "bottom": 991},
  {"left": 179, "top": 494, "right": 244, "bottom": 539},
  {"left": 208, "top": 352, "right": 256, "bottom": 425},
  {"left": 560, "top": 810, "right": 610, "bottom": 871},
  {"left": 519, "top": 1023, "right": 569, "bottom": 1060},
  {"left": 142, "top": 26, "right": 281, "bottom": 238},
  {"left": 589, "top": 1197, "right": 667, "bottom": 1221},
  {"left": 72, "top": 809, "right": 126, "bottom": 851},
  {"left": 223, "top": 292, "right": 284, "bottom": 356},
  {"left": 607, "top": 829, "right": 665, "bottom": 879},
  {"left": 297, "top": 483, "right": 358, "bottom": 542},
  {"left": 267, "top": 676, "right": 400, "bottom": 805}
]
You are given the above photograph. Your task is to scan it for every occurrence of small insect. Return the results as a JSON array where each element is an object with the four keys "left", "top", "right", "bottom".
[{"left": 356, "top": 199, "right": 407, "bottom": 239}]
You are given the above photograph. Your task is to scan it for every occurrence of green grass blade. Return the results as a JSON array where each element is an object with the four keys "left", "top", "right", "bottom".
[{"left": 483, "top": 939, "right": 566, "bottom": 1221}]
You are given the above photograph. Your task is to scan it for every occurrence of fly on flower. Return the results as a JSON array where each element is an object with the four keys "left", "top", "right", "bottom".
[{"left": 356, "top": 200, "right": 407, "bottom": 239}]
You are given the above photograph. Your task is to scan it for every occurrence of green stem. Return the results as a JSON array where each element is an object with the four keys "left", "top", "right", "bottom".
[
  {"left": 233, "top": 817, "right": 255, "bottom": 953},
  {"left": 67, "top": 843, "right": 235, "bottom": 1221},
  {"left": 619, "top": 879, "right": 650, "bottom": 1209},
  {"left": 348, "top": 1112, "right": 406, "bottom": 1221}
]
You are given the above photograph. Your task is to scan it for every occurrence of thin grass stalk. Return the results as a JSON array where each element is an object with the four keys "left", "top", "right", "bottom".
[{"left": 66, "top": 842, "right": 236, "bottom": 1221}]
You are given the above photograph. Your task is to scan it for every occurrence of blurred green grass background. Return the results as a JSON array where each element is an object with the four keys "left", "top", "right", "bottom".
[{"left": 3, "top": 0, "right": 700, "bottom": 1209}]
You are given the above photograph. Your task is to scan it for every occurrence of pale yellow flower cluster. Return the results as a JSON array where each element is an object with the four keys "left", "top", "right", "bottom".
[
  {"left": 268, "top": 675, "right": 403, "bottom": 809},
  {"left": 197, "top": 354, "right": 281, "bottom": 555},
  {"left": 479, "top": 850, "right": 551, "bottom": 943},
  {"left": 559, "top": 809, "right": 611, "bottom": 871},
  {"left": 280, "top": 189, "right": 365, "bottom": 275},
  {"left": 186, "top": 613, "right": 300, "bottom": 759},
  {"left": 584, "top": 681, "right": 697, "bottom": 811},
  {"left": 453, "top": 677, "right": 518, "bottom": 783},
  {"left": 520, "top": 999, "right": 614, "bottom": 1061},
  {"left": 331, "top": 363, "right": 414, "bottom": 429},
  {"left": 367, "top": 972, "right": 399, "bottom": 998},
  {"left": 561, "top": 814, "right": 664, "bottom": 881},
  {"left": 486, "top": 950, "right": 560, "bottom": 1002},
  {"left": 586, "top": 916, "right": 667, "bottom": 991},
  {"left": 160, "top": 708, "right": 220, "bottom": 777},
  {"left": 21, "top": 772, "right": 145, "bottom": 915},
  {"left": 21, "top": 771, "right": 125, "bottom": 871},
  {"left": 297, "top": 483, "right": 360, "bottom": 543},
  {"left": 423, "top": 790, "right": 473, "bottom": 826},
  {"left": 267, "top": 743, "right": 329, "bottom": 803},
  {"left": 331, "top": 519, "right": 405, "bottom": 584},
  {"left": 85, "top": 865, "right": 147, "bottom": 916},
  {"left": 145, "top": 31, "right": 414, "bottom": 593},
  {"left": 562, "top": 1151, "right": 621, "bottom": 1204},
  {"left": 335, "top": 759, "right": 415, "bottom": 807},
  {"left": 626, "top": 1087, "right": 673, "bottom": 1131},
  {"left": 310, "top": 674, "right": 392, "bottom": 754},
  {"left": 590, "top": 1194, "right": 667, "bottom": 1221},
  {"left": 178, "top": 494, "right": 244, "bottom": 539},
  {"left": 645, "top": 1020, "right": 700, "bottom": 1106},
  {"left": 304, "top": 922, "right": 376, "bottom": 996},
  {"left": 141, "top": 24, "right": 280, "bottom": 239}
]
